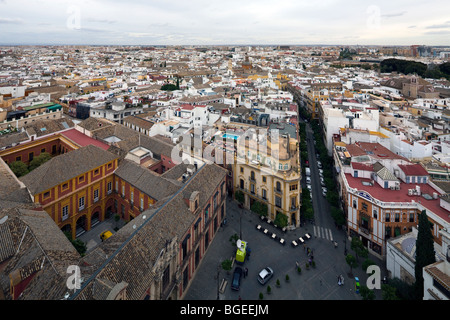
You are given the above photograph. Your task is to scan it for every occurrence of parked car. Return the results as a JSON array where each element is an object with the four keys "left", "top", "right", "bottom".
[
  {"left": 306, "top": 184, "right": 311, "bottom": 191},
  {"left": 306, "top": 176, "right": 311, "bottom": 184},
  {"left": 231, "top": 267, "right": 243, "bottom": 291},
  {"left": 320, "top": 177, "right": 325, "bottom": 186},
  {"left": 317, "top": 161, "right": 322, "bottom": 168},
  {"left": 322, "top": 187, "right": 327, "bottom": 197},
  {"left": 258, "top": 267, "right": 274, "bottom": 285}
]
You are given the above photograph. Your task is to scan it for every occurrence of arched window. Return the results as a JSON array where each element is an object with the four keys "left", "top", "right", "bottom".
[{"left": 276, "top": 181, "right": 281, "bottom": 192}]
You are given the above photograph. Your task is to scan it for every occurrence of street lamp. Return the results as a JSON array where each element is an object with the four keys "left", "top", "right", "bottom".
[{"left": 216, "top": 264, "right": 220, "bottom": 300}]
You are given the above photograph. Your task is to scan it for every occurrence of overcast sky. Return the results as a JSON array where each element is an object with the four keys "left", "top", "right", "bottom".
[{"left": 1, "top": 0, "right": 450, "bottom": 46}]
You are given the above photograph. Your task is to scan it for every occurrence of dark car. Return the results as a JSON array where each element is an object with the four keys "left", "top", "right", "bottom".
[{"left": 231, "top": 267, "right": 243, "bottom": 291}]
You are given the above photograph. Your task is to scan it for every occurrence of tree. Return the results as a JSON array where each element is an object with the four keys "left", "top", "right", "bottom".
[
  {"left": 381, "top": 284, "right": 400, "bottom": 300},
  {"left": 28, "top": 152, "right": 52, "bottom": 171},
  {"left": 235, "top": 190, "right": 244, "bottom": 204},
  {"left": 9, "top": 161, "right": 29, "bottom": 177},
  {"left": 251, "top": 201, "right": 268, "bottom": 217},
  {"left": 414, "top": 210, "right": 436, "bottom": 299},
  {"left": 351, "top": 237, "right": 369, "bottom": 262},
  {"left": 360, "top": 285, "right": 375, "bottom": 300},
  {"left": 345, "top": 254, "right": 358, "bottom": 276},
  {"left": 273, "top": 212, "right": 288, "bottom": 228},
  {"left": 221, "top": 259, "right": 232, "bottom": 273}
]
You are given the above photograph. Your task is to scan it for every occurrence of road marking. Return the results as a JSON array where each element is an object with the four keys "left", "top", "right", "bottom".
[
  {"left": 329, "top": 229, "right": 333, "bottom": 241},
  {"left": 313, "top": 225, "right": 317, "bottom": 237}
]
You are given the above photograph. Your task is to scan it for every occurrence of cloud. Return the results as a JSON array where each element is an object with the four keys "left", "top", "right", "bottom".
[
  {"left": 0, "top": 17, "right": 23, "bottom": 24},
  {"left": 85, "top": 17, "right": 117, "bottom": 24},
  {"left": 425, "top": 22, "right": 450, "bottom": 29},
  {"left": 381, "top": 11, "right": 407, "bottom": 18}
]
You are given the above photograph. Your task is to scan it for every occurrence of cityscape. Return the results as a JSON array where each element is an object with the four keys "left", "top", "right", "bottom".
[{"left": 0, "top": 0, "right": 449, "bottom": 309}]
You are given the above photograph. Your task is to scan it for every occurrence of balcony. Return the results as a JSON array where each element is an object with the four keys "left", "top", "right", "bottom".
[{"left": 274, "top": 188, "right": 283, "bottom": 195}]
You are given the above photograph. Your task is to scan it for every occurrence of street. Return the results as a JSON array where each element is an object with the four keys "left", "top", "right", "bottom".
[{"left": 184, "top": 197, "right": 386, "bottom": 300}]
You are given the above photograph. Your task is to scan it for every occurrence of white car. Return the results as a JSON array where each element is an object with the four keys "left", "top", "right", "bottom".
[
  {"left": 306, "top": 184, "right": 312, "bottom": 191},
  {"left": 258, "top": 267, "right": 274, "bottom": 285},
  {"left": 306, "top": 177, "right": 311, "bottom": 184}
]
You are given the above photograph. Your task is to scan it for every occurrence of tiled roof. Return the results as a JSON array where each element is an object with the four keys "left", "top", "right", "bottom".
[
  {"left": 20, "top": 145, "right": 118, "bottom": 195},
  {"left": 61, "top": 128, "right": 110, "bottom": 150},
  {"left": 114, "top": 160, "right": 181, "bottom": 201},
  {"left": 398, "top": 164, "right": 429, "bottom": 176},
  {"left": 72, "top": 164, "right": 227, "bottom": 300},
  {"left": 0, "top": 205, "right": 80, "bottom": 300}
]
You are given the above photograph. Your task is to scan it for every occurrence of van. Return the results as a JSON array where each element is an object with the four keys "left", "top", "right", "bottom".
[{"left": 100, "top": 230, "right": 113, "bottom": 241}]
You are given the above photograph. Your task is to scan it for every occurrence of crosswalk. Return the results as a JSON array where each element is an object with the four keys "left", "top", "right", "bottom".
[{"left": 313, "top": 226, "right": 333, "bottom": 241}]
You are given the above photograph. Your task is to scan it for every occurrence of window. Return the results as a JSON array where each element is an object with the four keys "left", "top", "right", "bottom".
[
  {"left": 353, "top": 200, "right": 357, "bottom": 209},
  {"left": 43, "top": 191, "right": 50, "bottom": 199},
  {"left": 108, "top": 162, "right": 112, "bottom": 169},
  {"left": 384, "top": 181, "right": 388, "bottom": 189},
  {"left": 41, "top": 148, "right": 46, "bottom": 153},
  {"left": 409, "top": 213, "right": 414, "bottom": 222},
  {"left": 284, "top": 163, "right": 289, "bottom": 170},
  {"left": 94, "top": 169, "right": 100, "bottom": 176},
  {"left": 140, "top": 198, "right": 144, "bottom": 210},
  {"left": 240, "top": 179, "right": 244, "bottom": 189},
  {"left": 79, "top": 196, "right": 85, "bottom": 210},
  {"left": 276, "top": 181, "right": 281, "bottom": 192},
  {"left": 240, "top": 167, "right": 244, "bottom": 173},
  {"left": 79, "top": 175, "right": 85, "bottom": 183},
  {"left": 354, "top": 170, "right": 358, "bottom": 178},
  {"left": 262, "top": 176, "right": 266, "bottom": 183},
  {"left": 373, "top": 209, "right": 378, "bottom": 220},
  {"left": 406, "top": 176, "right": 410, "bottom": 183},
  {"left": 250, "top": 171, "right": 255, "bottom": 181},
  {"left": 262, "top": 189, "right": 267, "bottom": 200},
  {"left": 107, "top": 181, "right": 112, "bottom": 194},
  {"left": 62, "top": 183, "right": 68, "bottom": 190},
  {"left": 291, "top": 197, "right": 296, "bottom": 209},
  {"left": 395, "top": 213, "right": 400, "bottom": 222},
  {"left": 275, "top": 196, "right": 282, "bottom": 208},
  {"left": 94, "top": 189, "right": 99, "bottom": 202},
  {"left": 290, "top": 184, "right": 298, "bottom": 191},
  {"left": 29, "top": 152, "right": 34, "bottom": 162},
  {"left": 279, "top": 163, "right": 283, "bottom": 170},
  {"left": 62, "top": 205, "right": 69, "bottom": 221},
  {"left": 130, "top": 191, "right": 134, "bottom": 204},
  {"left": 250, "top": 184, "right": 255, "bottom": 194},
  {"left": 15, "top": 156, "right": 21, "bottom": 162},
  {"left": 122, "top": 185, "right": 125, "bottom": 197},
  {"left": 385, "top": 213, "right": 390, "bottom": 222},
  {"left": 204, "top": 205, "right": 210, "bottom": 223}
]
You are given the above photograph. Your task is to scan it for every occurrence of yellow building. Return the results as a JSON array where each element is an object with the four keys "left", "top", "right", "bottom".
[
  {"left": 233, "top": 130, "right": 301, "bottom": 227},
  {"left": 19, "top": 145, "right": 119, "bottom": 239}
]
